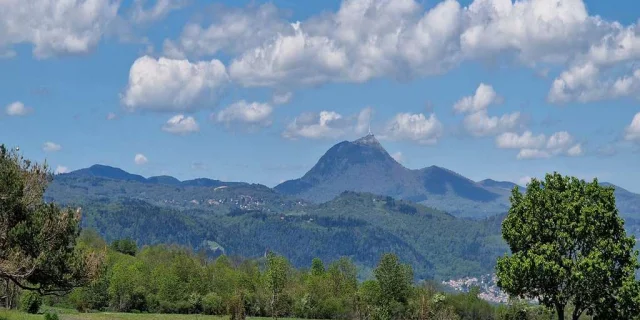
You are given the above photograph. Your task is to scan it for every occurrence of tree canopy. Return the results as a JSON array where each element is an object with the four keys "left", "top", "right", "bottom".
[
  {"left": 0, "top": 145, "right": 101, "bottom": 296},
  {"left": 496, "top": 172, "right": 640, "bottom": 320}
]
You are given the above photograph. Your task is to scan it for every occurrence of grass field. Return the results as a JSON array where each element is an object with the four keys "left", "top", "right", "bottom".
[{"left": 0, "top": 308, "right": 303, "bottom": 320}]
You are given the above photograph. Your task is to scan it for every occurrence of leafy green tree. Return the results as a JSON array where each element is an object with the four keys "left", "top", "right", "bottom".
[
  {"left": 496, "top": 173, "right": 640, "bottom": 320},
  {"left": 446, "top": 286, "right": 494, "bottom": 320},
  {"left": 265, "top": 252, "right": 290, "bottom": 320},
  {"left": 311, "top": 258, "right": 325, "bottom": 277},
  {"left": 373, "top": 253, "right": 414, "bottom": 320},
  {"left": 110, "top": 239, "right": 137, "bottom": 256},
  {"left": 19, "top": 291, "right": 42, "bottom": 313},
  {"left": 358, "top": 280, "right": 382, "bottom": 320},
  {"left": 0, "top": 145, "right": 100, "bottom": 301}
]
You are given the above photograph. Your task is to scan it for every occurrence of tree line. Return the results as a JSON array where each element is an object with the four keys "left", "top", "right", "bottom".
[{"left": 55, "top": 232, "right": 552, "bottom": 320}]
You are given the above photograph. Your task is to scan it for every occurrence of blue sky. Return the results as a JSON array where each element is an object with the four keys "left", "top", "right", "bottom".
[{"left": 1, "top": 0, "right": 640, "bottom": 192}]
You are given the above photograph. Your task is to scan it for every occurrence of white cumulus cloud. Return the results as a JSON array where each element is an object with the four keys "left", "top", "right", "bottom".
[
  {"left": 162, "top": 3, "right": 288, "bottom": 59},
  {"left": 215, "top": 100, "right": 273, "bottom": 127},
  {"left": 500, "top": 130, "right": 584, "bottom": 160},
  {"left": 0, "top": 0, "right": 120, "bottom": 58},
  {"left": 625, "top": 112, "right": 640, "bottom": 142},
  {"left": 496, "top": 131, "right": 546, "bottom": 149},
  {"left": 134, "top": 153, "right": 148, "bottom": 165},
  {"left": 453, "top": 83, "right": 501, "bottom": 113},
  {"left": 55, "top": 165, "right": 69, "bottom": 174},
  {"left": 283, "top": 110, "right": 348, "bottom": 140},
  {"left": 121, "top": 56, "right": 228, "bottom": 112},
  {"left": 5, "top": 101, "right": 32, "bottom": 116},
  {"left": 453, "top": 83, "right": 519, "bottom": 137},
  {"left": 463, "top": 110, "right": 521, "bottom": 137},
  {"left": 517, "top": 149, "right": 551, "bottom": 160},
  {"left": 382, "top": 113, "right": 443, "bottom": 145},
  {"left": 43, "top": 142, "right": 62, "bottom": 152},
  {"left": 162, "top": 114, "right": 200, "bottom": 134}
]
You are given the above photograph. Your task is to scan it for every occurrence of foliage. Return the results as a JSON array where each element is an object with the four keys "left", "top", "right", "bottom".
[
  {"left": 373, "top": 253, "right": 413, "bottom": 320},
  {"left": 0, "top": 145, "right": 101, "bottom": 296},
  {"left": 53, "top": 189, "right": 506, "bottom": 281},
  {"left": 43, "top": 311, "right": 59, "bottom": 320},
  {"left": 19, "top": 291, "right": 42, "bottom": 314},
  {"left": 110, "top": 239, "right": 138, "bottom": 256},
  {"left": 265, "top": 252, "right": 291, "bottom": 320},
  {"left": 496, "top": 173, "right": 640, "bottom": 320}
]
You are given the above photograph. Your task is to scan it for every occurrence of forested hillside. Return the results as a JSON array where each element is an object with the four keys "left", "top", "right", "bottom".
[{"left": 57, "top": 189, "right": 505, "bottom": 281}]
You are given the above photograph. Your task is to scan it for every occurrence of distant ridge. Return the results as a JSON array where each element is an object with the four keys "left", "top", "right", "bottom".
[
  {"left": 61, "top": 164, "right": 243, "bottom": 188},
  {"left": 477, "top": 179, "right": 523, "bottom": 191}
]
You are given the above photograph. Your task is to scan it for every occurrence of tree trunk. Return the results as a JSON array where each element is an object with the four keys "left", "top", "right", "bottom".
[
  {"left": 572, "top": 307, "right": 583, "bottom": 320},
  {"left": 555, "top": 303, "right": 565, "bottom": 320},
  {"left": 5, "top": 279, "right": 9, "bottom": 309}
]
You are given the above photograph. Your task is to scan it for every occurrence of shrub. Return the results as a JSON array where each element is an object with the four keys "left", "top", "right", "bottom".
[
  {"left": 202, "top": 292, "right": 224, "bottom": 315},
  {"left": 19, "top": 291, "right": 42, "bottom": 314},
  {"left": 43, "top": 312, "right": 59, "bottom": 320}
]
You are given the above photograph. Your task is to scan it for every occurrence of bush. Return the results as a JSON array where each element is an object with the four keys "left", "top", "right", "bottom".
[
  {"left": 202, "top": 292, "right": 224, "bottom": 315},
  {"left": 19, "top": 291, "right": 42, "bottom": 314},
  {"left": 43, "top": 312, "right": 59, "bottom": 320}
]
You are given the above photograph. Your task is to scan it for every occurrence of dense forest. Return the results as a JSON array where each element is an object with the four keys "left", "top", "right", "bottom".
[{"left": 61, "top": 192, "right": 506, "bottom": 280}]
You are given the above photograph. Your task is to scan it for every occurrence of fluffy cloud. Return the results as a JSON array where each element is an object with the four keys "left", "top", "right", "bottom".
[
  {"left": 163, "top": 3, "right": 288, "bottom": 59},
  {"left": 282, "top": 107, "right": 371, "bottom": 140},
  {"left": 453, "top": 83, "right": 501, "bottom": 113},
  {"left": 130, "top": 0, "right": 187, "bottom": 24},
  {"left": 566, "top": 144, "right": 583, "bottom": 157},
  {"left": 382, "top": 113, "right": 443, "bottom": 145},
  {"left": 625, "top": 112, "right": 640, "bottom": 142},
  {"left": 454, "top": 84, "right": 520, "bottom": 137},
  {"left": 283, "top": 110, "right": 349, "bottom": 139},
  {"left": 121, "top": 56, "right": 228, "bottom": 112},
  {"left": 463, "top": 111, "right": 521, "bottom": 137},
  {"left": 0, "top": 0, "right": 120, "bottom": 58},
  {"left": 495, "top": 131, "right": 546, "bottom": 149},
  {"left": 162, "top": 114, "right": 199, "bottom": 134},
  {"left": 229, "top": 22, "right": 349, "bottom": 87},
  {"left": 548, "top": 64, "right": 640, "bottom": 103},
  {"left": 546, "top": 131, "right": 574, "bottom": 151},
  {"left": 517, "top": 149, "right": 551, "bottom": 160},
  {"left": 547, "top": 20, "right": 640, "bottom": 103},
  {"left": 517, "top": 176, "right": 533, "bottom": 186},
  {"left": 5, "top": 101, "right": 32, "bottom": 116},
  {"left": 133, "top": 153, "right": 149, "bottom": 165},
  {"left": 215, "top": 101, "right": 273, "bottom": 127},
  {"left": 134, "top": 153, "right": 148, "bottom": 165},
  {"left": 210, "top": 0, "right": 636, "bottom": 92},
  {"left": 499, "top": 130, "right": 583, "bottom": 159},
  {"left": 54, "top": 165, "right": 69, "bottom": 174},
  {"left": 43, "top": 142, "right": 62, "bottom": 152},
  {"left": 272, "top": 92, "right": 293, "bottom": 105}
]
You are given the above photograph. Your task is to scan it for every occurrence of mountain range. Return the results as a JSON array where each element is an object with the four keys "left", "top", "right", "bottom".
[
  {"left": 49, "top": 134, "right": 639, "bottom": 220},
  {"left": 42, "top": 134, "right": 640, "bottom": 280}
]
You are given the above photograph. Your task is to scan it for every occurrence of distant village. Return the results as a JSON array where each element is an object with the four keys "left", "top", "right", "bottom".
[{"left": 442, "top": 274, "right": 509, "bottom": 304}]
